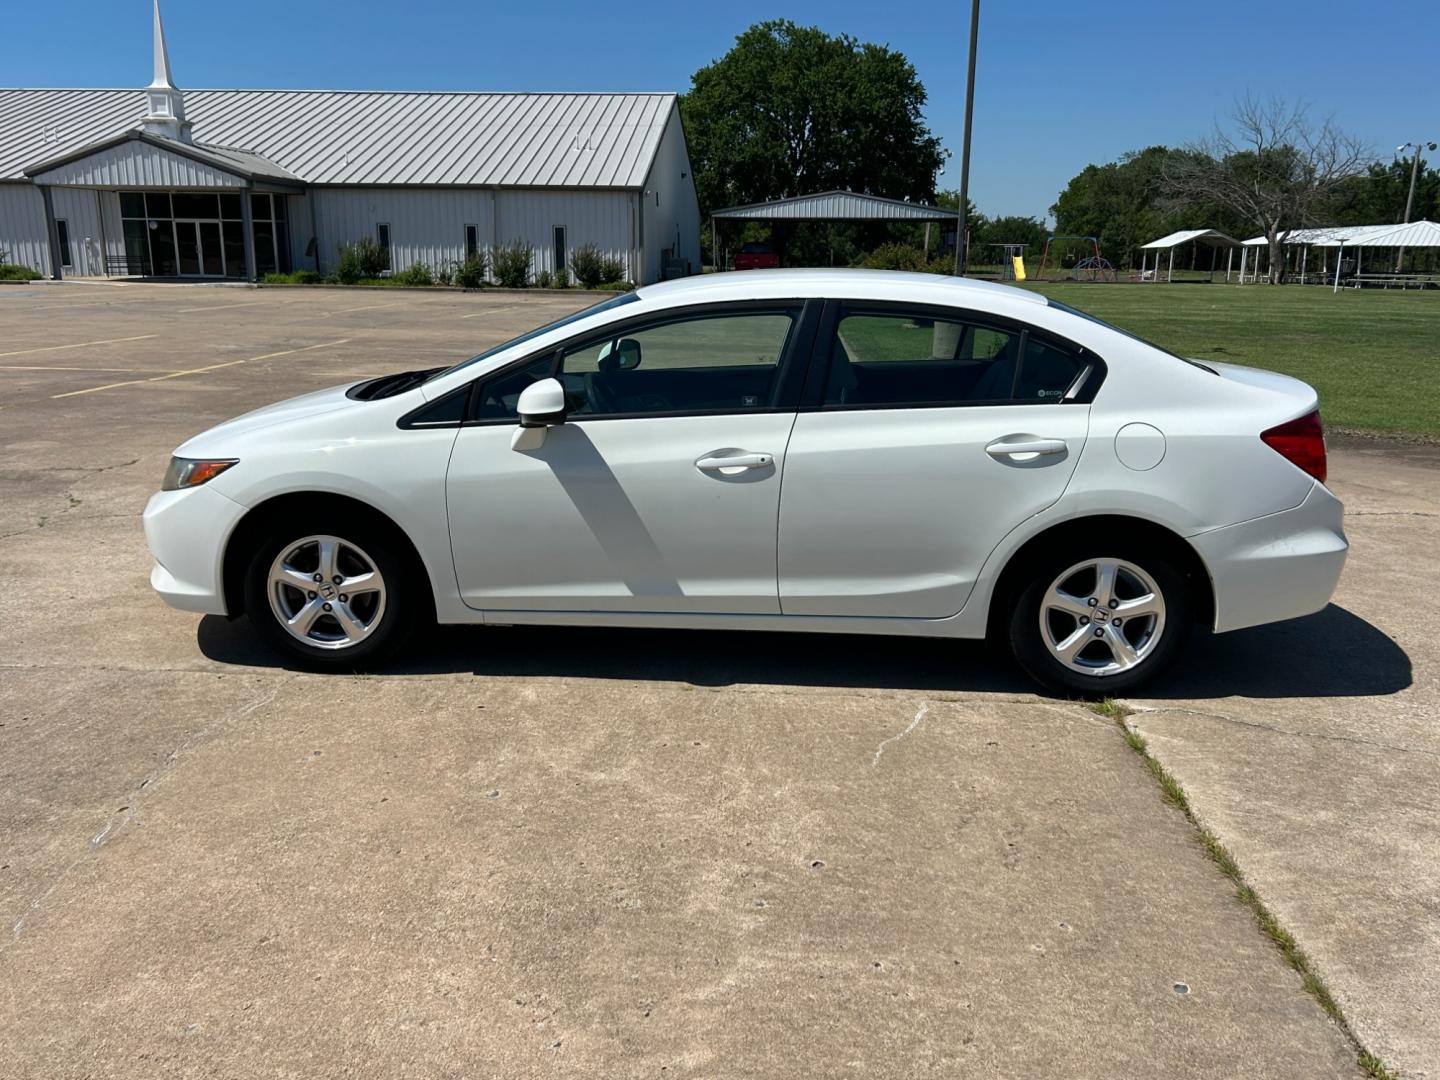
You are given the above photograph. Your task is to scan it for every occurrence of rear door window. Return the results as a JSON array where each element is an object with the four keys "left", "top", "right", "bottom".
[{"left": 822, "top": 307, "right": 1089, "bottom": 407}]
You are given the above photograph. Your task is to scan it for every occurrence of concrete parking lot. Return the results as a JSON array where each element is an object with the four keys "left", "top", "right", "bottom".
[{"left": 1, "top": 282, "right": 1435, "bottom": 1078}]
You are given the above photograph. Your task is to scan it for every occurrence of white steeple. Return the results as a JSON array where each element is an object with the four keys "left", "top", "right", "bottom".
[{"left": 141, "top": 0, "right": 191, "bottom": 142}]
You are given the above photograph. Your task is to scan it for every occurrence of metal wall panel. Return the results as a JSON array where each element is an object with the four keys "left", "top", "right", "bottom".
[
  {"left": 51, "top": 186, "right": 104, "bottom": 275},
  {"left": 30, "top": 138, "right": 247, "bottom": 188},
  {"left": 310, "top": 187, "right": 497, "bottom": 275},
  {"left": 639, "top": 104, "right": 701, "bottom": 282},
  {"left": 0, "top": 181, "right": 50, "bottom": 272},
  {"left": 496, "top": 189, "right": 633, "bottom": 282}
]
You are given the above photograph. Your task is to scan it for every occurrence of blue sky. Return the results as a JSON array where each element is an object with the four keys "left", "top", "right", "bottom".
[{"left": 7, "top": 1, "right": 1438, "bottom": 220}]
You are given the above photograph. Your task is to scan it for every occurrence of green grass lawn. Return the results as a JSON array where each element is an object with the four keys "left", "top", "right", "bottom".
[{"left": 1022, "top": 282, "right": 1440, "bottom": 439}]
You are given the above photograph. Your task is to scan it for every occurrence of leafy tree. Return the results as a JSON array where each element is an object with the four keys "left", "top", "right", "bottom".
[
  {"left": 1326, "top": 158, "right": 1440, "bottom": 226},
  {"left": 973, "top": 214, "right": 1048, "bottom": 254},
  {"left": 1162, "top": 96, "right": 1367, "bottom": 283},
  {"left": 683, "top": 20, "right": 944, "bottom": 260}
]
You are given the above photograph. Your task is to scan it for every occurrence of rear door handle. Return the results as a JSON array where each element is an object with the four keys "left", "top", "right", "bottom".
[
  {"left": 984, "top": 436, "right": 1068, "bottom": 459},
  {"left": 695, "top": 451, "right": 774, "bottom": 472}
]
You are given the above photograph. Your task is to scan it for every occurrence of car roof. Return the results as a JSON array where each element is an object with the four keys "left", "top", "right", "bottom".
[{"left": 634, "top": 268, "right": 1048, "bottom": 310}]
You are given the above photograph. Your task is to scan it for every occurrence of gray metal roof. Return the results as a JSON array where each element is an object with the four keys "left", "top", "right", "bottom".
[
  {"left": 711, "top": 190, "right": 958, "bottom": 222},
  {"left": 25, "top": 129, "right": 301, "bottom": 185},
  {"left": 0, "top": 89, "right": 676, "bottom": 187}
]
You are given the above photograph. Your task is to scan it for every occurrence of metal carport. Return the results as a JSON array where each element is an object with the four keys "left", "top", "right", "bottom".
[{"left": 707, "top": 190, "right": 959, "bottom": 270}]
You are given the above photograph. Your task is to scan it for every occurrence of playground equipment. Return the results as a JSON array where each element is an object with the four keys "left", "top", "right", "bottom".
[
  {"left": 988, "top": 242, "right": 1028, "bottom": 281},
  {"left": 1070, "top": 255, "right": 1117, "bottom": 281},
  {"left": 1035, "top": 235, "right": 1116, "bottom": 282}
]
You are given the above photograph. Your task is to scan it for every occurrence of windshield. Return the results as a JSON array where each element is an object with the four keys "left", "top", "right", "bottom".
[
  {"left": 429, "top": 292, "right": 641, "bottom": 382},
  {"left": 1046, "top": 297, "right": 1216, "bottom": 374}
]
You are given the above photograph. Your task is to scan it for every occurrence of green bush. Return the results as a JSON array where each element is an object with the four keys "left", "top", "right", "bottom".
[
  {"left": 262, "top": 269, "right": 323, "bottom": 284},
  {"left": 436, "top": 263, "right": 454, "bottom": 287},
  {"left": 570, "top": 243, "right": 625, "bottom": 287},
  {"left": 534, "top": 269, "right": 553, "bottom": 289},
  {"left": 491, "top": 240, "right": 533, "bottom": 288},
  {"left": 454, "top": 251, "right": 488, "bottom": 289},
  {"left": 336, "top": 236, "right": 388, "bottom": 283},
  {"left": 391, "top": 262, "right": 435, "bottom": 286},
  {"left": 854, "top": 243, "right": 951, "bottom": 274},
  {"left": 0, "top": 263, "right": 42, "bottom": 281},
  {"left": 335, "top": 243, "right": 362, "bottom": 284},
  {"left": 593, "top": 280, "right": 637, "bottom": 292},
  {"left": 570, "top": 243, "right": 605, "bottom": 287}
]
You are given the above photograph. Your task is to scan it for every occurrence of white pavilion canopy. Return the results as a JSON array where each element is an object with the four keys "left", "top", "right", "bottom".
[
  {"left": 1138, "top": 229, "right": 1241, "bottom": 282},
  {"left": 1238, "top": 220, "right": 1440, "bottom": 284}
]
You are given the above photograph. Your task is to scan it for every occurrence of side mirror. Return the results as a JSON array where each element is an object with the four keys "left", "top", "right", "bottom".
[
  {"left": 600, "top": 337, "right": 642, "bottom": 372},
  {"left": 516, "top": 377, "right": 567, "bottom": 428},
  {"left": 511, "top": 377, "right": 566, "bottom": 451}
]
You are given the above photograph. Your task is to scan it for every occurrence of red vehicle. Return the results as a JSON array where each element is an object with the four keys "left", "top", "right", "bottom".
[{"left": 733, "top": 243, "right": 780, "bottom": 270}]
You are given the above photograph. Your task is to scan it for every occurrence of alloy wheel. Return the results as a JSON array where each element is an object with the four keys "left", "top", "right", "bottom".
[
  {"left": 266, "top": 534, "right": 387, "bottom": 650},
  {"left": 1038, "top": 557, "right": 1166, "bottom": 677}
]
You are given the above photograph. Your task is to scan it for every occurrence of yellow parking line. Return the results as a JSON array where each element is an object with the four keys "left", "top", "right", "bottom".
[
  {"left": 328, "top": 300, "right": 410, "bottom": 314},
  {"left": 460, "top": 304, "right": 526, "bottom": 319},
  {"left": 51, "top": 338, "right": 352, "bottom": 399},
  {"left": 0, "top": 334, "right": 158, "bottom": 358},
  {"left": 0, "top": 364, "right": 165, "bottom": 372},
  {"left": 172, "top": 300, "right": 279, "bottom": 314}
]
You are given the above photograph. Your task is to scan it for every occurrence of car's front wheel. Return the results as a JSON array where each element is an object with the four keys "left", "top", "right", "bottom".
[
  {"left": 1008, "top": 549, "right": 1190, "bottom": 696},
  {"left": 243, "top": 518, "right": 418, "bottom": 669}
]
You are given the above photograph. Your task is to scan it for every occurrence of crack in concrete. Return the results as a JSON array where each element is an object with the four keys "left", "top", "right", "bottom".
[
  {"left": 871, "top": 703, "right": 928, "bottom": 767},
  {"left": 1, "top": 675, "right": 295, "bottom": 951},
  {"left": 1344, "top": 510, "right": 1438, "bottom": 518},
  {"left": 4, "top": 458, "right": 141, "bottom": 476},
  {"left": 1127, "top": 704, "right": 1438, "bottom": 759}
]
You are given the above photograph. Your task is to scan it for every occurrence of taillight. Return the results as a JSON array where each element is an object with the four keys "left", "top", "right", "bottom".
[{"left": 1261, "top": 410, "right": 1327, "bottom": 484}]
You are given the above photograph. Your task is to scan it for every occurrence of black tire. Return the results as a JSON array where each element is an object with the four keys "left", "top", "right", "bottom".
[
  {"left": 1007, "top": 544, "right": 1191, "bottom": 697},
  {"left": 242, "top": 511, "right": 422, "bottom": 670}
]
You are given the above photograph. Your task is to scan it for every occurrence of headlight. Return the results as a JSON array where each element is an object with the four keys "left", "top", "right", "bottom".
[{"left": 162, "top": 457, "right": 238, "bottom": 491}]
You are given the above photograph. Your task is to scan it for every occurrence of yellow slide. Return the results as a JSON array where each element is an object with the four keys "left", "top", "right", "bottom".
[{"left": 1011, "top": 256, "right": 1027, "bottom": 282}]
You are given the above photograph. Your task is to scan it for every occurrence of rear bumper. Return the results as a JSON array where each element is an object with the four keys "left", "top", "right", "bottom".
[
  {"left": 1192, "top": 482, "right": 1348, "bottom": 633},
  {"left": 142, "top": 484, "right": 248, "bottom": 615}
]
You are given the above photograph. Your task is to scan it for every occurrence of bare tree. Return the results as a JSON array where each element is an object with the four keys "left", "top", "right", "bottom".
[{"left": 1164, "top": 96, "right": 1368, "bottom": 283}]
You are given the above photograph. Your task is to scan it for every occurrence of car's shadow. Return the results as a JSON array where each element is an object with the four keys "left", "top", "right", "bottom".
[{"left": 197, "top": 603, "right": 1410, "bottom": 699}]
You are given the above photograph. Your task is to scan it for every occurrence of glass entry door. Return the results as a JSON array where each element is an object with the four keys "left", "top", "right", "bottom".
[
  {"left": 198, "top": 221, "right": 224, "bottom": 276},
  {"left": 175, "top": 220, "right": 226, "bottom": 277}
]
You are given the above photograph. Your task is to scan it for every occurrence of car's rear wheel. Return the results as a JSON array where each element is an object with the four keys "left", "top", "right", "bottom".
[
  {"left": 1008, "top": 549, "right": 1190, "bottom": 696},
  {"left": 243, "top": 517, "right": 418, "bottom": 669}
]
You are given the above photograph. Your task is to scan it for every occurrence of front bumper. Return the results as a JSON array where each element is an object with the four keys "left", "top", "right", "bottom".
[
  {"left": 1191, "top": 482, "right": 1348, "bottom": 633},
  {"left": 142, "top": 483, "right": 248, "bottom": 615}
]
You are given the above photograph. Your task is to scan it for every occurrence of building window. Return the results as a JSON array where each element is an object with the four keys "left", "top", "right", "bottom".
[
  {"left": 247, "top": 193, "right": 291, "bottom": 277},
  {"left": 553, "top": 225, "right": 567, "bottom": 277},
  {"left": 56, "top": 219, "right": 73, "bottom": 267},
  {"left": 465, "top": 224, "right": 479, "bottom": 259},
  {"left": 376, "top": 223, "right": 392, "bottom": 270}
]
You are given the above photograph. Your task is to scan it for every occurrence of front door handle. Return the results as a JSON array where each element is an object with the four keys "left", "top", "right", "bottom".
[
  {"left": 695, "top": 450, "right": 774, "bottom": 472},
  {"left": 984, "top": 436, "right": 1068, "bottom": 459}
]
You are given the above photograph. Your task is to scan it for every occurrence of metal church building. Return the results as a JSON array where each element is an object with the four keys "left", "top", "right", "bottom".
[{"left": 0, "top": 3, "right": 700, "bottom": 285}]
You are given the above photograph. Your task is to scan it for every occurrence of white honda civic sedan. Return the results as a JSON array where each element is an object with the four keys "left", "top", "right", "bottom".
[{"left": 144, "top": 270, "right": 1346, "bottom": 694}]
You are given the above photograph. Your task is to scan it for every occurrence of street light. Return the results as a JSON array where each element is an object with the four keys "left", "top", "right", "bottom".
[
  {"left": 953, "top": 0, "right": 980, "bottom": 276},
  {"left": 927, "top": 148, "right": 953, "bottom": 255},
  {"left": 1394, "top": 140, "right": 1436, "bottom": 272},
  {"left": 1396, "top": 141, "right": 1437, "bottom": 225}
]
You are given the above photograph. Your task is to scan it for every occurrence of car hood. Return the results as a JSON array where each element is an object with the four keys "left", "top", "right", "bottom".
[{"left": 175, "top": 381, "right": 360, "bottom": 456}]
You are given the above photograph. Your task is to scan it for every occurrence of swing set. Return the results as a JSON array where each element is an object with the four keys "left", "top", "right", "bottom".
[{"left": 1034, "top": 235, "right": 1118, "bottom": 282}]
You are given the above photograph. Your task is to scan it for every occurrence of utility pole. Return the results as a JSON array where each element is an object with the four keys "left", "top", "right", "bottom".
[
  {"left": 1395, "top": 140, "right": 1436, "bottom": 272},
  {"left": 953, "top": 0, "right": 980, "bottom": 276}
]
